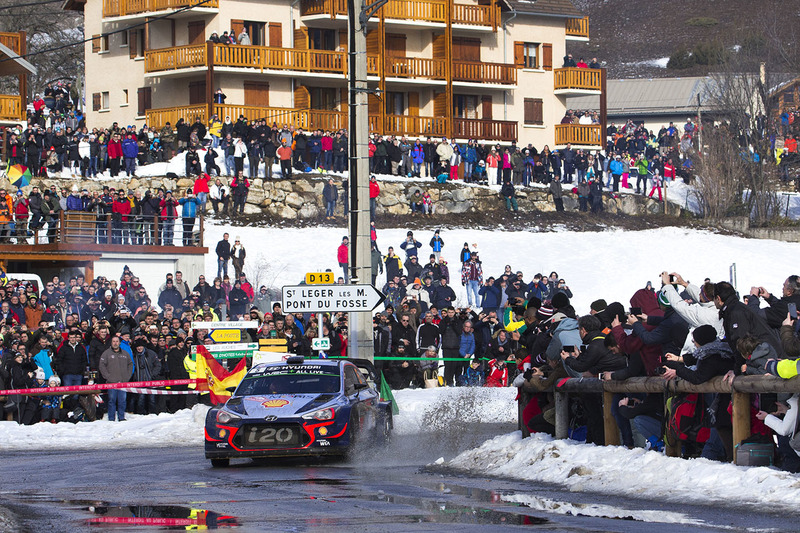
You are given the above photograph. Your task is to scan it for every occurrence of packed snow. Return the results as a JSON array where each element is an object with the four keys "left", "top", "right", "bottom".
[
  {"left": 0, "top": 387, "right": 514, "bottom": 452},
  {"left": 444, "top": 432, "right": 800, "bottom": 513},
  {"left": 206, "top": 223, "right": 800, "bottom": 316}
]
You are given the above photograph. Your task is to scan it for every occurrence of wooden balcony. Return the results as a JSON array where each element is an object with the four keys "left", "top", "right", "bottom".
[
  {"left": 565, "top": 16, "right": 589, "bottom": 40},
  {"left": 368, "top": 56, "right": 446, "bottom": 80},
  {"left": 453, "top": 118, "right": 516, "bottom": 142},
  {"left": 102, "top": 0, "right": 219, "bottom": 18},
  {"left": 146, "top": 104, "right": 515, "bottom": 141},
  {"left": 553, "top": 67, "right": 601, "bottom": 94},
  {"left": 300, "top": 0, "right": 496, "bottom": 27},
  {"left": 0, "top": 32, "right": 22, "bottom": 55},
  {"left": 554, "top": 124, "right": 601, "bottom": 147},
  {"left": 144, "top": 44, "right": 206, "bottom": 73},
  {"left": 0, "top": 95, "right": 24, "bottom": 122},
  {"left": 453, "top": 61, "right": 516, "bottom": 85}
]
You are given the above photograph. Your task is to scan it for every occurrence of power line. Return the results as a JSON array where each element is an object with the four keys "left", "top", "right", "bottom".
[
  {"left": 0, "top": 0, "right": 63, "bottom": 9},
  {"left": 0, "top": 0, "right": 214, "bottom": 64}
]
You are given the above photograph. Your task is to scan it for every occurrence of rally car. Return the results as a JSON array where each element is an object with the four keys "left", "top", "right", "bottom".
[{"left": 205, "top": 357, "right": 393, "bottom": 466}]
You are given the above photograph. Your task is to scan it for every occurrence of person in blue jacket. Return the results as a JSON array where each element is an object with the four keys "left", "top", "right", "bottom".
[
  {"left": 411, "top": 140, "right": 425, "bottom": 177},
  {"left": 479, "top": 277, "right": 502, "bottom": 314},
  {"left": 308, "top": 131, "right": 322, "bottom": 169},
  {"left": 608, "top": 154, "right": 625, "bottom": 192},
  {"left": 429, "top": 229, "right": 444, "bottom": 262},
  {"left": 178, "top": 189, "right": 201, "bottom": 246},
  {"left": 121, "top": 133, "right": 139, "bottom": 178},
  {"left": 463, "top": 140, "right": 477, "bottom": 182}
]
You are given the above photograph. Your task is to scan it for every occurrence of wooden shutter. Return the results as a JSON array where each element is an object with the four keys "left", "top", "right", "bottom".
[
  {"left": 137, "top": 87, "right": 152, "bottom": 116},
  {"left": 408, "top": 92, "right": 419, "bottom": 116},
  {"left": 188, "top": 21, "right": 205, "bottom": 46},
  {"left": 294, "top": 85, "right": 310, "bottom": 110},
  {"left": 366, "top": 30, "right": 380, "bottom": 56},
  {"left": 244, "top": 82, "right": 269, "bottom": 107},
  {"left": 524, "top": 98, "right": 543, "bottom": 125},
  {"left": 385, "top": 34, "right": 406, "bottom": 57},
  {"left": 189, "top": 81, "right": 206, "bottom": 104},
  {"left": 338, "top": 29, "right": 348, "bottom": 52},
  {"left": 129, "top": 30, "right": 137, "bottom": 59},
  {"left": 368, "top": 93, "right": 380, "bottom": 115},
  {"left": 92, "top": 92, "right": 101, "bottom": 111},
  {"left": 542, "top": 43, "right": 552, "bottom": 70},
  {"left": 230, "top": 20, "right": 244, "bottom": 41},
  {"left": 432, "top": 33, "right": 445, "bottom": 60},
  {"left": 452, "top": 37, "right": 480, "bottom": 62},
  {"left": 92, "top": 35, "right": 101, "bottom": 53},
  {"left": 433, "top": 91, "right": 446, "bottom": 118},
  {"left": 340, "top": 87, "right": 348, "bottom": 112},
  {"left": 268, "top": 23, "right": 282, "bottom": 47},
  {"left": 513, "top": 41, "right": 524, "bottom": 68},
  {"left": 481, "top": 95, "right": 492, "bottom": 120},
  {"left": 294, "top": 27, "right": 308, "bottom": 49}
]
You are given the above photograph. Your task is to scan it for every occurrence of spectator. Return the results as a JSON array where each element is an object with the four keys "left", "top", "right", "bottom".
[
  {"left": 337, "top": 236, "right": 349, "bottom": 283},
  {"left": 231, "top": 236, "right": 246, "bottom": 279},
  {"left": 216, "top": 232, "right": 231, "bottom": 279}
]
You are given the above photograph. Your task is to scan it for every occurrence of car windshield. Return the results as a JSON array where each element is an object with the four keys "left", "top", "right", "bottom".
[{"left": 236, "top": 365, "right": 341, "bottom": 395}]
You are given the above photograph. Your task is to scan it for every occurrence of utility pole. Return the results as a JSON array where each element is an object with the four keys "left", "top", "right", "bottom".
[{"left": 346, "top": 0, "right": 382, "bottom": 362}]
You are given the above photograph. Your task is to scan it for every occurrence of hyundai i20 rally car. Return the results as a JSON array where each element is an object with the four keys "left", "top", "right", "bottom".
[{"left": 205, "top": 357, "right": 393, "bottom": 466}]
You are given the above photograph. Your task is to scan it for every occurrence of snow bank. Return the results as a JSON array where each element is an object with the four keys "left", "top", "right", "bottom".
[
  {"left": 0, "top": 405, "right": 210, "bottom": 451},
  {"left": 0, "top": 387, "right": 512, "bottom": 450},
  {"left": 445, "top": 432, "right": 800, "bottom": 511}
]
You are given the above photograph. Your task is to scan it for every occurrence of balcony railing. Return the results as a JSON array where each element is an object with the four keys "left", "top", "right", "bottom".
[
  {"left": 368, "top": 56, "right": 446, "bottom": 80},
  {"left": 144, "top": 44, "right": 207, "bottom": 72},
  {"left": 214, "top": 44, "right": 346, "bottom": 74},
  {"left": 0, "top": 95, "right": 24, "bottom": 122},
  {"left": 565, "top": 16, "right": 589, "bottom": 39},
  {"left": 0, "top": 32, "right": 22, "bottom": 55},
  {"left": 300, "top": 0, "right": 495, "bottom": 26},
  {"left": 554, "top": 67, "right": 601, "bottom": 92},
  {"left": 102, "top": 0, "right": 219, "bottom": 17},
  {"left": 554, "top": 124, "right": 601, "bottom": 146},
  {"left": 453, "top": 61, "right": 516, "bottom": 85},
  {"left": 147, "top": 104, "right": 516, "bottom": 141},
  {"left": 453, "top": 118, "right": 517, "bottom": 142}
]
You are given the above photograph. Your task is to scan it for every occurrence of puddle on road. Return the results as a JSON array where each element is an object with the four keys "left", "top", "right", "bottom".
[{"left": 67, "top": 502, "right": 240, "bottom": 529}]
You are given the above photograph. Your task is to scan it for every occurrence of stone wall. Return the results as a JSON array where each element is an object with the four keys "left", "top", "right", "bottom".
[{"left": 2, "top": 174, "right": 685, "bottom": 219}]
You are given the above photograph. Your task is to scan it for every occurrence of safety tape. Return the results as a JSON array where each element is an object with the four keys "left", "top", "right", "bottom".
[
  {"left": 0, "top": 378, "right": 200, "bottom": 396},
  {"left": 116, "top": 388, "right": 200, "bottom": 395},
  {"left": 329, "top": 356, "right": 498, "bottom": 361},
  {"left": 89, "top": 517, "right": 197, "bottom": 526}
]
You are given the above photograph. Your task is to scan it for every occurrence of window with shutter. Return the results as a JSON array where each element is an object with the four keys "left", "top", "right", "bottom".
[
  {"left": 92, "top": 93, "right": 101, "bottom": 111},
  {"left": 542, "top": 43, "right": 552, "bottom": 70},
  {"left": 91, "top": 35, "right": 100, "bottom": 53},
  {"left": 137, "top": 87, "right": 151, "bottom": 116},
  {"left": 524, "top": 98, "right": 543, "bottom": 125},
  {"left": 129, "top": 30, "right": 137, "bottom": 59},
  {"left": 513, "top": 41, "right": 524, "bottom": 68}
]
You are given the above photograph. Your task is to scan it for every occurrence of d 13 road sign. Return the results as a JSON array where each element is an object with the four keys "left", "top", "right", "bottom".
[
  {"left": 311, "top": 337, "right": 330, "bottom": 351},
  {"left": 282, "top": 284, "right": 385, "bottom": 313},
  {"left": 305, "top": 272, "right": 335, "bottom": 285}
]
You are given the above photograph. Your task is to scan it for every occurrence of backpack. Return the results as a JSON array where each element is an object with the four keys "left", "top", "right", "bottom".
[{"left": 666, "top": 393, "right": 711, "bottom": 444}]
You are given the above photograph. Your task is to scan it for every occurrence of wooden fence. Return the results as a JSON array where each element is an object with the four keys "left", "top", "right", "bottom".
[{"left": 554, "top": 67, "right": 602, "bottom": 91}]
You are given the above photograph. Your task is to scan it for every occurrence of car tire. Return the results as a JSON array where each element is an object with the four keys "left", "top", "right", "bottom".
[
  {"left": 377, "top": 414, "right": 391, "bottom": 445},
  {"left": 210, "top": 458, "right": 230, "bottom": 468}
]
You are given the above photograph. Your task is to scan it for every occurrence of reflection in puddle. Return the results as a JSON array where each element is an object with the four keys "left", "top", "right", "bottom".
[
  {"left": 81, "top": 503, "right": 239, "bottom": 529},
  {"left": 365, "top": 494, "right": 548, "bottom": 526}
]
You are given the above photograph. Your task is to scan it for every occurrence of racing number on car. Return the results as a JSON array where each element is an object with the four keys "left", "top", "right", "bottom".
[{"left": 246, "top": 427, "right": 296, "bottom": 445}]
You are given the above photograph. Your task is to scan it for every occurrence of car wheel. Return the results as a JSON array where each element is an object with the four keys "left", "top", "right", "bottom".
[
  {"left": 210, "top": 458, "right": 230, "bottom": 468},
  {"left": 377, "top": 414, "right": 391, "bottom": 445}
]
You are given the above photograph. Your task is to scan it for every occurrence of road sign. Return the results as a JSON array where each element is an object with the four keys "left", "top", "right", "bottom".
[
  {"left": 191, "top": 343, "right": 258, "bottom": 359},
  {"left": 311, "top": 337, "right": 330, "bottom": 351},
  {"left": 191, "top": 321, "right": 258, "bottom": 331},
  {"left": 305, "top": 272, "right": 335, "bottom": 285},
  {"left": 282, "top": 284, "right": 385, "bottom": 313},
  {"left": 209, "top": 329, "right": 242, "bottom": 343}
]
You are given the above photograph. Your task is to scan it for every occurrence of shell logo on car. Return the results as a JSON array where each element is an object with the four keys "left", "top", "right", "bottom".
[{"left": 261, "top": 399, "right": 290, "bottom": 408}]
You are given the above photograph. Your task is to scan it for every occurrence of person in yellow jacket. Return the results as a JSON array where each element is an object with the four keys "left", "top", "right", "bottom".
[
  {"left": 184, "top": 349, "right": 200, "bottom": 407},
  {"left": 208, "top": 114, "right": 222, "bottom": 149},
  {"left": 766, "top": 358, "right": 800, "bottom": 379},
  {"left": 0, "top": 188, "right": 13, "bottom": 243}
]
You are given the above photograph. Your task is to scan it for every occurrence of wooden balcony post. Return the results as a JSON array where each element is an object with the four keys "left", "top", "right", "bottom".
[
  {"left": 600, "top": 67, "right": 607, "bottom": 149},
  {"left": 106, "top": 214, "right": 112, "bottom": 244},
  {"left": 154, "top": 215, "right": 159, "bottom": 245},
  {"left": 732, "top": 391, "right": 751, "bottom": 464},
  {"left": 198, "top": 213, "right": 204, "bottom": 247},
  {"left": 444, "top": 0, "right": 453, "bottom": 139},
  {"left": 602, "top": 391, "right": 621, "bottom": 446},
  {"left": 58, "top": 210, "right": 65, "bottom": 243},
  {"left": 206, "top": 41, "right": 214, "bottom": 111}
]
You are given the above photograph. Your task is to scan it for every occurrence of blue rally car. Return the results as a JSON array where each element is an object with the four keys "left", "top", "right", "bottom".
[{"left": 205, "top": 357, "right": 393, "bottom": 466}]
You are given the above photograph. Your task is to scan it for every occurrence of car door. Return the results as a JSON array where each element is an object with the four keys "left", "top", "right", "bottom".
[{"left": 344, "top": 364, "right": 377, "bottom": 433}]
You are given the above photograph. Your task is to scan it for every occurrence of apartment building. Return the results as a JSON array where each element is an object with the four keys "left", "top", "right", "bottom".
[
  {"left": 0, "top": 31, "right": 35, "bottom": 126},
  {"left": 65, "top": 0, "right": 601, "bottom": 148}
]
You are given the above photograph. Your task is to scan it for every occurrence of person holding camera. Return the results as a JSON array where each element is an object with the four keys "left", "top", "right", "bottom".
[{"left": 400, "top": 230, "right": 421, "bottom": 259}]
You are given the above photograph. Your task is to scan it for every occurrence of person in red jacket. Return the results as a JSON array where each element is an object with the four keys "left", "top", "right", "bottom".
[
  {"left": 112, "top": 190, "right": 131, "bottom": 244},
  {"left": 159, "top": 190, "right": 179, "bottom": 245},
  {"left": 369, "top": 175, "right": 380, "bottom": 220},
  {"left": 193, "top": 173, "right": 211, "bottom": 214},
  {"left": 106, "top": 133, "right": 123, "bottom": 177},
  {"left": 13, "top": 190, "right": 28, "bottom": 242},
  {"left": 337, "top": 236, "right": 349, "bottom": 283}
]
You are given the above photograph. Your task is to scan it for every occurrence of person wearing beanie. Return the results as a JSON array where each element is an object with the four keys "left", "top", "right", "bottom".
[
  {"left": 590, "top": 299, "right": 607, "bottom": 314},
  {"left": 627, "top": 290, "right": 690, "bottom": 357},
  {"left": 430, "top": 229, "right": 444, "bottom": 262},
  {"left": 400, "top": 230, "right": 421, "bottom": 259},
  {"left": 661, "top": 324, "right": 734, "bottom": 385},
  {"left": 551, "top": 291, "right": 570, "bottom": 311}
]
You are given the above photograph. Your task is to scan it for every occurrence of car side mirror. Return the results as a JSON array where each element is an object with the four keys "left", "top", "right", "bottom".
[
  {"left": 354, "top": 382, "right": 368, "bottom": 391},
  {"left": 226, "top": 386, "right": 237, "bottom": 393}
]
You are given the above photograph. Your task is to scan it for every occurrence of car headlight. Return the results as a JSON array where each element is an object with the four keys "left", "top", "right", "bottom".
[
  {"left": 302, "top": 407, "right": 336, "bottom": 421},
  {"left": 216, "top": 410, "right": 241, "bottom": 424}
]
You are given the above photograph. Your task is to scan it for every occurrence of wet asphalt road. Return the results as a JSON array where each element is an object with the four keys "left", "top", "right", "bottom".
[{"left": 1, "top": 422, "right": 799, "bottom": 532}]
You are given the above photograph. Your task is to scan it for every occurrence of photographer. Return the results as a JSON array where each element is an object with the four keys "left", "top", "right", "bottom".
[{"left": 659, "top": 325, "right": 734, "bottom": 384}]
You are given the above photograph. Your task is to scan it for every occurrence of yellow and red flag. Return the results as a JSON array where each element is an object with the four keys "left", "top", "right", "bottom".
[{"left": 195, "top": 344, "right": 248, "bottom": 404}]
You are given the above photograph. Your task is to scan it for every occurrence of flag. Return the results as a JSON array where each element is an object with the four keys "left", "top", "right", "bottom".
[
  {"left": 379, "top": 371, "right": 399, "bottom": 416},
  {"left": 195, "top": 345, "right": 248, "bottom": 404},
  {"left": 502, "top": 306, "right": 527, "bottom": 334}
]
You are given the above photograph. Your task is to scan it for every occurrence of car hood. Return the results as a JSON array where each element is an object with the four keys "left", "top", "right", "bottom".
[{"left": 229, "top": 393, "right": 339, "bottom": 419}]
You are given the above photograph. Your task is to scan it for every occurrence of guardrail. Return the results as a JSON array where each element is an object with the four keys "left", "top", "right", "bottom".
[
  {"left": 144, "top": 44, "right": 206, "bottom": 73},
  {"left": 453, "top": 61, "right": 516, "bottom": 85},
  {"left": 214, "top": 44, "right": 346, "bottom": 74},
  {"left": 371, "top": 56, "right": 446, "bottom": 80},
  {"left": 452, "top": 3, "right": 498, "bottom": 27},
  {"left": 300, "top": 0, "right": 494, "bottom": 26},
  {"left": 520, "top": 375, "right": 800, "bottom": 463},
  {"left": 453, "top": 118, "right": 517, "bottom": 142},
  {"left": 0, "top": 95, "right": 24, "bottom": 121},
  {"left": 565, "top": 16, "right": 589, "bottom": 39},
  {"left": 554, "top": 124, "right": 602, "bottom": 146},
  {"left": 0, "top": 32, "right": 22, "bottom": 55},
  {"left": 146, "top": 103, "right": 208, "bottom": 129},
  {"left": 554, "top": 67, "right": 602, "bottom": 91},
  {"left": 103, "top": 0, "right": 218, "bottom": 17}
]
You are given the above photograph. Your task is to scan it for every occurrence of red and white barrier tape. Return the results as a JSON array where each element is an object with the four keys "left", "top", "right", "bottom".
[
  {"left": 116, "top": 388, "right": 200, "bottom": 395},
  {"left": 0, "top": 379, "right": 200, "bottom": 396}
]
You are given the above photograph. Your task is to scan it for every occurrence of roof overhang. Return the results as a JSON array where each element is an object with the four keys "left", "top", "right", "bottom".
[{"left": 0, "top": 42, "right": 36, "bottom": 77}]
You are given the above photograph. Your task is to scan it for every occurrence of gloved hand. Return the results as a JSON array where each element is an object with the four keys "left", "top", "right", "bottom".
[{"left": 523, "top": 369, "right": 534, "bottom": 380}]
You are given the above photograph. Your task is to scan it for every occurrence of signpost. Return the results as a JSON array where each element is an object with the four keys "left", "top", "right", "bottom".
[
  {"left": 311, "top": 337, "right": 330, "bottom": 352},
  {"left": 281, "top": 285, "right": 384, "bottom": 313},
  {"left": 191, "top": 342, "right": 258, "bottom": 360},
  {"left": 305, "top": 272, "right": 335, "bottom": 285},
  {"left": 209, "top": 329, "right": 242, "bottom": 343}
]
